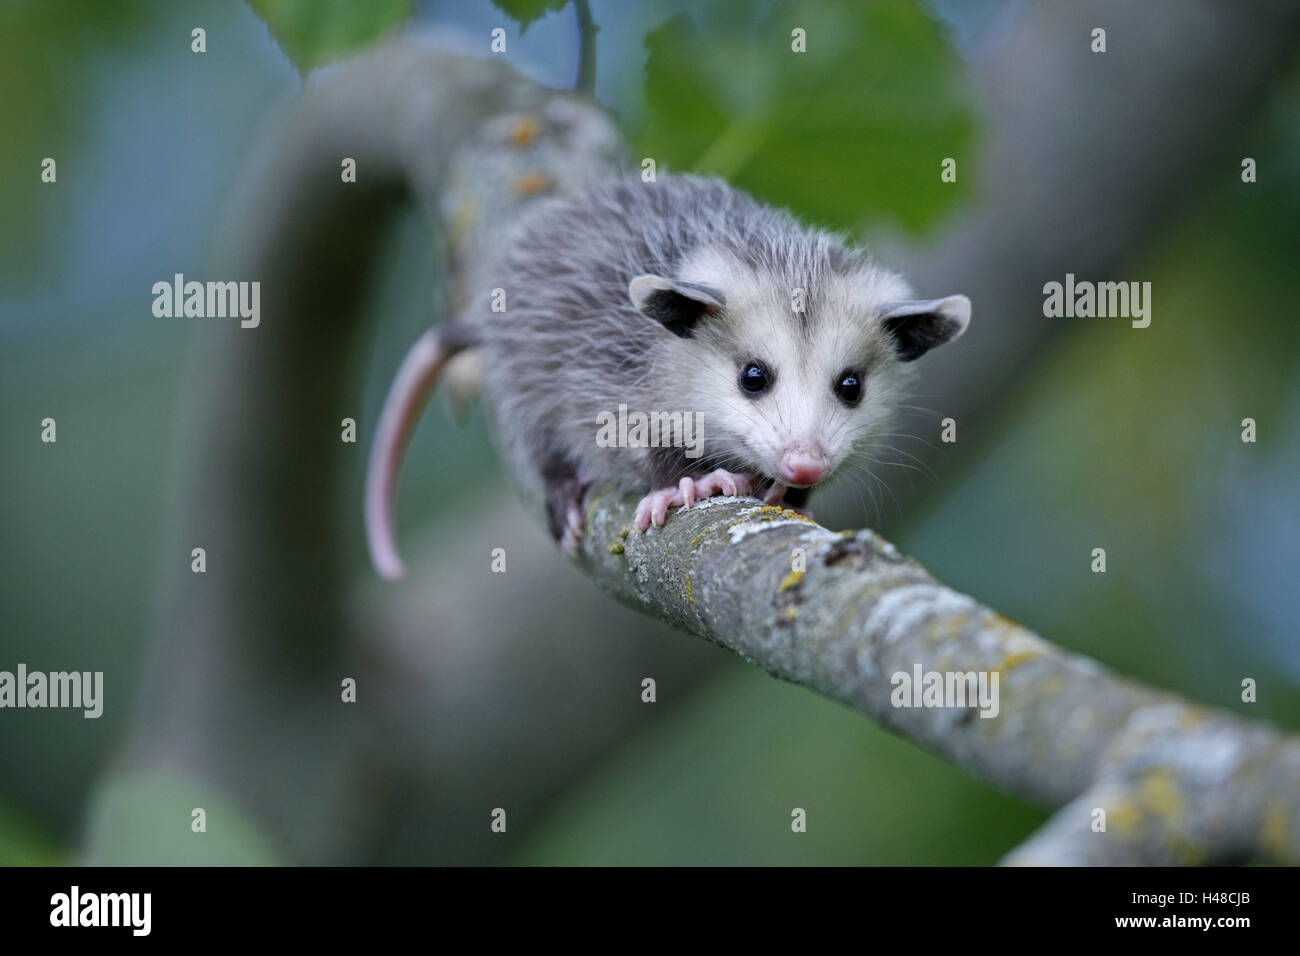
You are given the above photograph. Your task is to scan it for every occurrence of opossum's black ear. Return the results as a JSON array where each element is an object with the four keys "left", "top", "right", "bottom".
[
  {"left": 879, "top": 295, "right": 971, "bottom": 362},
  {"left": 629, "top": 274, "right": 725, "bottom": 339}
]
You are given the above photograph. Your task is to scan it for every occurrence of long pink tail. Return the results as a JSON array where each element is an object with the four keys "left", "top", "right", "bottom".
[{"left": 364, "top": 328, "right": 461, "bottom": 579}]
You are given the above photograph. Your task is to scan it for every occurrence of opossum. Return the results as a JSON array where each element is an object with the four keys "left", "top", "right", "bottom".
[{"left": 365, "top": 173, "right": 969, "bottom": 578}]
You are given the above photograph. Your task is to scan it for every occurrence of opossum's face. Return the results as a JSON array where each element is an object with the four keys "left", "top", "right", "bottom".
[{"left": 629, "top": 250, "right": 969, "bottom": 489}]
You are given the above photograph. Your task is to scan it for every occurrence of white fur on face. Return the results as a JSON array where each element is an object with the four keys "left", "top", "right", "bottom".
[{"left": 670, "top": 246, "right": 912, "bottom": 483}]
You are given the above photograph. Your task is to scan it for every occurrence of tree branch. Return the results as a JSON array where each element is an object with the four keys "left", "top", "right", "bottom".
[
  {"left": 127, "top": 45, "right": 629, "bottom": 863},
  {"left": 572, "top": 0, "right": 597, "bottom": 96},
  {"left": 577, "top": 490, "right": 1300, "bottom": 865}
]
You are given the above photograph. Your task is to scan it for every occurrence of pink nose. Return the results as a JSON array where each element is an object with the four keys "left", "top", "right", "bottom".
[{"left": 779, "top": 449, "right": 829, "bottom": 486}]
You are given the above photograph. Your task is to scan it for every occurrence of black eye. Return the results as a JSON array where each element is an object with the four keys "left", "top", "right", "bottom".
[
  {"left": 739, "top": 361, "right": 772, "bottom": 395},
  {"left": 835, "top": 370, "right": 862, "bottom": 406}
]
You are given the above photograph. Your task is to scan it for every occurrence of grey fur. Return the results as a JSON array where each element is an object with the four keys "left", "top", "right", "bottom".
[{"left": 473, "top": 173, "right": 969, "bottom": 536}]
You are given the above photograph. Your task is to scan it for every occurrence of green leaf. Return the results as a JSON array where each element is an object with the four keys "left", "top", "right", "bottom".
[
  {"left": 81, "top": 771, "right": 283, "bottom": 866},
  {"left": 634, "top": 0, "right": 976, "bottom": 233},
  {"left": 0, "top": 797, "right": 63, "bottom": 866},
  {"left": 490, "top": 0, "right": 571, "bottom": 34},
  {"left": 247, "top": 0, "right": 413, "bottom": 71}
]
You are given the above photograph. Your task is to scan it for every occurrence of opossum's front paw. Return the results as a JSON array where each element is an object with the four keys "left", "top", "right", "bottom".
[
  {"left": 633, "top": 470, "right": 756, "bottom": 532},
  {"left": 690, "top": 469, "right": 755, "bottom": 502},
  {"left": 634, "top": 487, "right": 683, "bottom": 531}
]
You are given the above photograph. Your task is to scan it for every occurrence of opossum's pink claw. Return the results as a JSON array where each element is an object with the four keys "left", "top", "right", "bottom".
[
  {"left": 678, "top": 476, "right": 696, "bottom": 510},
  {"left": 634, "top": 488, "right": 678, "bottom": 530},
  {"left": 694, "top": 469, "right": 754, "bottom": 499},
  {"left": 634, "top": 487, "right": 682, "bottom": 530}
]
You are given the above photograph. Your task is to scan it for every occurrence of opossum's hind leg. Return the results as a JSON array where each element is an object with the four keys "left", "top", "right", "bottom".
[
  {"left": 543, "top": 459, "right": 589, "bottom": 558},
  {"left": 365, "top": 322, "right": 476, "bottom": 579}
]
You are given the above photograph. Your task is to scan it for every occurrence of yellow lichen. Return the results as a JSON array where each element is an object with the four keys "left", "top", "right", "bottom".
[
  {"left": 988, "top": 611, "right": 1026, "bottom": 632},
  {"left": 999, "top": 649, "right": 1040, "bottom": 672},
  {"left": 750, "top": 504, "right": 812, "bottom": 523},
  {"left": 929, "top": 614, "right": 966, "bottom": 642},
  {"left": 448, "top": 199, "right": 476, "bottom": 244},
  {"left": 690, "top": 533, "right": 705, "bottom": 548},
  {"left": 608, "top": 542, "right": 624, "bottom": 555},
  {"left": 781, "top": 607, "right": 798, "bottom": 622},
  {"left": 513, "top": 170, "right": 553, "bottom": 196},
  {"left": 1039, "top": 674, "right": 1067, "bottom": 697},
  {"left": 1260, "top": 803, "right": 1290, "bottom": 859},
  {"left": 685, "top": 576, "right": 694, "bottom": 603},
  {"left": 1137, "top": 768, "right": 1183, "bottom": 820},
  {"left": 507, "top": 114, "right": 541, "bottom": 147},
  {"left": 779, "top": 570, "right": 804, "bottom": 592},
  {"left": 1108, "top": 800, "right": 1142, "bottom": 836}
]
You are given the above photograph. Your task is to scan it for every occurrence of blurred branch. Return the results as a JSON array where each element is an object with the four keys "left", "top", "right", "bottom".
[
  {"left": 578, "top": 491, "right": 1300, "bottom": 865},
  {"left": 573, "top": 0, "right": 597, "bottom": 95},
  {"left": 129, "top": 39, "right": 633, "bottom": 863}
]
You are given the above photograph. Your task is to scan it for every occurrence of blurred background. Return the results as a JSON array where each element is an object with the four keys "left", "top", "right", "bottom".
[{"left": 1, "top": 0, "right": 1297, "bottom": 865}]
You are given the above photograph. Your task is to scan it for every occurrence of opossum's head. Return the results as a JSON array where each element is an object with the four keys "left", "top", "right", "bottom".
[{"left": 629, "top": 242, "right": 969, "bottom": 490}]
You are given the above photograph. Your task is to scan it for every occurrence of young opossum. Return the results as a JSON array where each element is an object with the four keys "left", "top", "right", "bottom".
[{"left": 365, "top": 173, "right": 969, "bottom": 577}]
